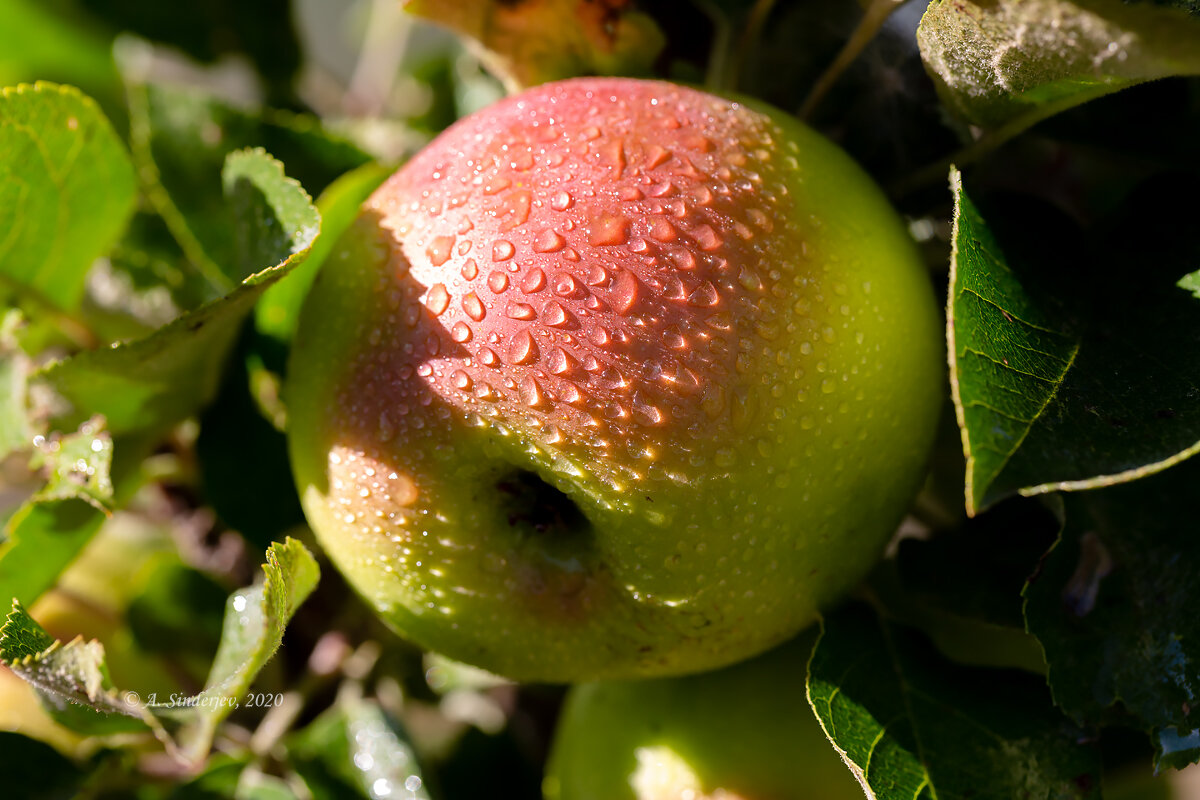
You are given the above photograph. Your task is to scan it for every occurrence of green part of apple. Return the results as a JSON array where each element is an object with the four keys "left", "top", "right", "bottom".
[
  {"left": 544, "top": 631, "right": 865, "bottom": 800},
  {"left": 287, "top": 77, "right": 942, "bottom": 682}
]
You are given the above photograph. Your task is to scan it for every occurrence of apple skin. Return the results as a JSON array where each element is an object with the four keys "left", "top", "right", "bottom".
[
  {"left": 287, "top": 77, "right": 942, "bottom": 682},
  {"left": 543, "top": 630, "right": 865, "bottom": 800}
]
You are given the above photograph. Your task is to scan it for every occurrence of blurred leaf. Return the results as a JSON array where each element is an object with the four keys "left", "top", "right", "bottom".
[
  {"left": 405, "top": 0, "right": 665, "bottom": 92},
  {"left": 288, "top": 685, "right": 432, "bottom": 800},
  {"left": 948, "top": 168, "right": 1200, "bottom": 514},
  {"left": 0, "top": 0, "right": 118, "bottom": 100},
  {"left": 918, "top": 0, "right": 1200, "bottom": 137},
  {"left": 0, "top": 731, "right": 83, "bottom": 800},
  {"left": 1023, "top": 457, "right": 1200, "bottom": 770},
  {"left": 36, "top": 148, "right": 319, "bottom": 437},
  {"left": 0, "top": 82, "right": 136, "bottom": 311},
  {"left": 0, "top": 310, "right": 31, "bottom": 458},
  {"left": 0, "top": 501, "right": 105, "bottom": 609},
  {"left": 122, "top": 72, "right": 369, "bottom": 297},
  {"left": 82, "top": 0, "right": 301, "bottom": 106},
  {"left": 1, "top": 539, "right": 318, "bottom": 764},
  {"left": 808, "top": 602, "right": 1101, "bottom": 799},
  {"left": 256, "top": 162, "right": 392, "bottom": 344},
  {"left": 126, "top": 562, "right": 226, "bottom": 661},
  {"left": 168, "top": 538, "right": 319, "bottom": 763},
  {"left": 29, "top": 418, "right": 113, "bottom": 510}
]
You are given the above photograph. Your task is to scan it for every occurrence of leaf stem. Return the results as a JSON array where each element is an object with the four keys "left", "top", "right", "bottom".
[{"left": 800, "top": 0, "right": 905, "bottom": 120}]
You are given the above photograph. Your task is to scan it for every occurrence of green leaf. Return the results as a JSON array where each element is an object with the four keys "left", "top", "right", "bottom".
[
  {"left": 0, "top": 82, "right": 136, "bottom": 311},
  {"left": 288, "top": 686, "right": 431, "bottom": 800},
  {"left": 256, "top": 161, "right": 391, "bottom": 344},
  {"left": 36, "top": 148, "right": 319, "bottom": 436},
  {"left": 0, "top": 500, "right": 106, "bottom": 609},
  {"left": 404, "top": 0, "right": 665, "bottom": 92},
  {"left": 168, "top": 537, "right": 319, "bottom": 763},
  {"left": 121, "top": 68, "right": 369, "bottom": 297},
  {"left": 808, "top": 602, "right": 1101, "bottom": 799},
  {"left": 1023, "top": 457, "right": 1200, "bottom": 770},
  {"left": 948, "top": 168, "right": 1200, "bottom": 514},
  {"left": 918, "top": 0, "right": 1200, "bottom": 138}
]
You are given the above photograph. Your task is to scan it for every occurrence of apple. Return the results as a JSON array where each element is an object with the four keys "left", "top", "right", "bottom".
[
  {"left": 543, "top": 631, "right": 864, "bottom": 800},
  {"left": 287, "top": 77, "right": 942, "bottom": 681}
]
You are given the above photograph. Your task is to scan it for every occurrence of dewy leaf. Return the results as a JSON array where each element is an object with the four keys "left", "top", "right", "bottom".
[
  {"left": 808, "top": 602, "right": 1101, "bottom": 800},
  {"left": 29, "top": 416, "right": 113, "bottom": 510},
  {"left": 918, "top": 0, "right": 1200, "bottom": 136},
  {"left": 288, "top": 685, "right": 432, "bottom": 800},
  {"left": 167, "top": 537, "right": 319, "bottom": 763},
  {"left": 0, "top": 600, "right": 144, "bottom": 721},
  {"left": 948, "top": 169, "right": 1200, "bottom": 514},
  {"left": 0, "top": 82, "right": 136, "bottom": 311},
  {"left": 35, "top": 148, "right": 319, "bottom": 436},
  {"left": 120, "top": 62, "right": 369, "bottom": 297},
  {"left": 404, "top": 0, "right": 665, "bottom": 93},
  {"left": 1023, "top": 457, "right": 1200, "bottom": 771}
]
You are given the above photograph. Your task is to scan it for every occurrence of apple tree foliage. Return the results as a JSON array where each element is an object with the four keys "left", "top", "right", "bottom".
[{"left": 1, "top": 0, "right": 1199, "bottom": 797}]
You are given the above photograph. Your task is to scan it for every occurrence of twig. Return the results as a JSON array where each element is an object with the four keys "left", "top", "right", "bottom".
[{"left": 800, "top": 0, "right": 906, "bottom": 120}]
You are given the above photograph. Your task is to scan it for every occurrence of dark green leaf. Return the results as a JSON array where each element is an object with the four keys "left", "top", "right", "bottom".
[
  {"left": 918, "top": 0, "right": 1200, "bottom": 141},
  {"left": 0, "top": 731, "right": 84, "bottom": 800},
  {"left": 196, "top": 332, "right": 304, "bottom": 548},
  {"left": 126, "top": 562, "right": 226, "bottom": 661},
  {"left": 36, "top": 148, "right": 319, "bottom": 436},
  {"left": 808, "top": 602, "right": 1101, "bottom": 799},
  {"left": 0, "top": 82, "right": 136, "bottom": 311},
  {"left": 1023, "top": 457, "right": 1200, "bottom": 770},
  {"left": 948, "top": 169, "right": 1200, "bottom": 514}
]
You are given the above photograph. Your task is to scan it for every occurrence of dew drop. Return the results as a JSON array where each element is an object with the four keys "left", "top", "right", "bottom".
[
  {"left": 687, "top": 281, "right": 720, "bottom": 307},
  {"left": 416, "top": 363, "right": 433, "bottom": 377},
  {"left": 738, "top": 266, "right": 763, "bottom": 292},
  {"left": 645, "top": 145, "right": 671, "bottom": 168},
  {"left": 426, "top": 235, "right": 455, "bottom": 266},
  {"left": 451, "top": 370, "right": 472, "bottom": 390},
  {"left": 462, "top": 292, "right": 486, "bottom": 321},
  {"left": 588, "top": 214, "right": 630, "bottom": 247},
  {"left": 519, "top": 376, "right": 547, "bottom": 408},
  {"left": 632, "top": 392, "right": 665, "bottom": 425},
  {"left": 551, "top": 191, "right": 573, "bottom": 211},
  {"left": 585, "top": 265, "right": 610, "bottom": 287},
  {"left": 650, "top": 219, "right": 677, "bottom": 243},
  {"left": 662, "top": 325, "right": 686, "bottom": 349},
  {"left": 492, "top": 240, "right": 515, "bottom": 261},
  {"left": 479, "top": 346, "right": 500, "bottom": 367},
  {"left": 692, "top": 224, "right": 723, "bottom": 251},
  {"left": 507, "top": 302, "right": 536, "bottom": 320},
  {"left": 508, "top": 330, "right": 538, "bottom": 364},
  {"left": 547, "top": 347, "right": 577, "bottom": 375},
  {"left": 487, "top": 271, "right": 510, "bottom": 293},
  {"left": 612, "top": 270, "right": 639, "bottom": 315},
  {"left": 520, "top": 267, "right": 547, "bottom": 294},
  {"left": 450, "top": 321, "right": 472, "bottom": 342},
  {"left": 425, "top": 283, "right": 450, "bottom": 315},
  {"left": 498, "top": 190, "right": 532, "bottom": 231},
  {"left": 533, "top": 229, "right": 566, "bottom": 253},
  {"left": 543, "top": 301, "right": 572, "bottom": 328},
  {"left": 460, "top": 258, "right": 478, "bottom": 280},
  {"left": 554, "top": 273, "right": 585, "bottom": 298}
]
